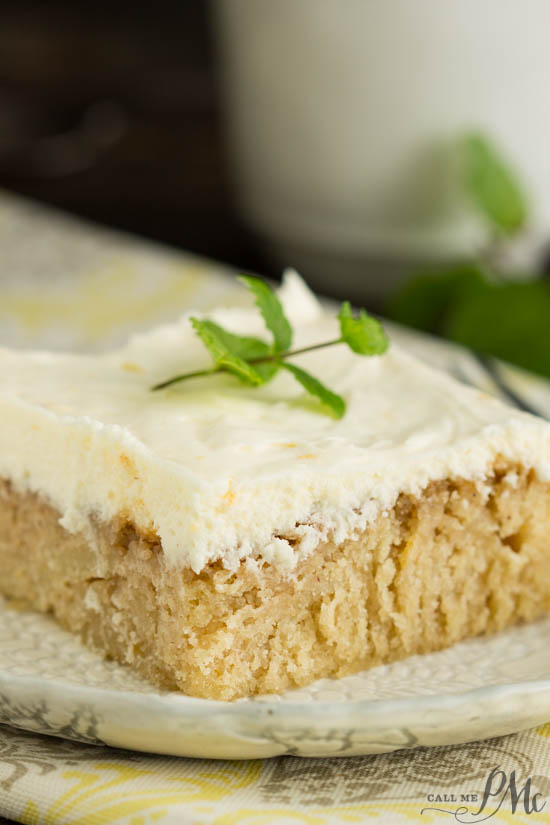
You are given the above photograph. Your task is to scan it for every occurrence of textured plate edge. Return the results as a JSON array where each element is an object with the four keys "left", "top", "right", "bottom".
[{"left": 2, "top": 670, "right": 550, "bottom": 758}]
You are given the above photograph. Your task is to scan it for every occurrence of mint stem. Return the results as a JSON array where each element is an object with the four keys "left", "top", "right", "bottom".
[
  {"left": 152, "top": 337, "right": 343, "bottom": 391},
  {"left": 152, "top": 367, "right": 218, "bottom": 390},
  {"left": 251, "top": 338, "right": 343, "bottom": 363}
]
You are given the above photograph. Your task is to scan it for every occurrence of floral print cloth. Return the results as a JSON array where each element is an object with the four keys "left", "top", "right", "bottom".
[{"left": 2, "top": 725, "right": 550, "bottom": 824}]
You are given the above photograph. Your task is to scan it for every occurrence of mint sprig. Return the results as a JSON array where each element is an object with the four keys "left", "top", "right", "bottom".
[{"left": 152, "top": 278, "right": 389, "bottom": 418}]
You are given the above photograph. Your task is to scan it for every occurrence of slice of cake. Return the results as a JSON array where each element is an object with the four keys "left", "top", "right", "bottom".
[{"left": 1, "top": 272, "right": 550, "bottom": 700}]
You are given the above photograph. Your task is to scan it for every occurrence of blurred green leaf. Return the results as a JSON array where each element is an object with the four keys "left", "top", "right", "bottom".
[
  {"left": 462, "top": 134, "right": 528, "bottom": 234},
  {"left": 386, "top": 263, "right": 487, "bottom": 334},
  {"left": 446, "top": 279, "right": 550, "bottom": 378},
  {"left": 387, "top": 261, "right": 550, "bottom": 378}
]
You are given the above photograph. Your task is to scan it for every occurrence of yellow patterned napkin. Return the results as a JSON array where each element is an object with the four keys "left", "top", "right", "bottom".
[{"left": 2, "top": 725, "right": 550, "bottom": 824}]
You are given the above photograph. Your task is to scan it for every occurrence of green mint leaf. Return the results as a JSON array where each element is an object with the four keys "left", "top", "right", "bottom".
[
  {"left": 445, "top": 279, "right": 550, "bottom": 379},
  {"left": 338, "top": 301, "right": 389, "bottom": 355},
  {"left": 238, "top": 275, "right": 293, "bottom": 352},
  {"left": 282, "top": 362, "right": 346, "bottom": 418},
  {"left": 190, "top": 318, "right": 264, "bottom": 385},
  {"left": 386, "top": 263, "right": 487, "bottom": 334},
  {"left": 254, "top": 361, "right": 281, "bottom": 382},
  {"left": 462, "top": 134, "right": 527, "bottom": 234},
  {"left": 192, "top": 319, "right": 270, "bottom": 361}
]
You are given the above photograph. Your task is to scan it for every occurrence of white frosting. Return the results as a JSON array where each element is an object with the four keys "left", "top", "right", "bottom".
[{"left": 1, "top": 270, "right": 550, "bottom": 574}]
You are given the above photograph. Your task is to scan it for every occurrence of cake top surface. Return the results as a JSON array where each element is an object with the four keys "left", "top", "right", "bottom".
[{"left": 1, "top": 271, "right": 549, "bottom": 572}]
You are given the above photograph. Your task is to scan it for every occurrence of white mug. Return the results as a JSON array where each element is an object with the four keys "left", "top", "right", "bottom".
[{"left": 213, "top": 0, "right": 550, "bottom": 298}]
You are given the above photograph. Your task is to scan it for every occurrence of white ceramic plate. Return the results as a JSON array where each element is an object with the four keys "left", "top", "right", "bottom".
[
  {"left": 2, "top": 196, "right": 550, "bottom": 759},
  {"left": 2, "top": 329, "right": 550, "bottom": 759},
  {"left": 1, "top": 596, "right": 550, "bottom": 759}
]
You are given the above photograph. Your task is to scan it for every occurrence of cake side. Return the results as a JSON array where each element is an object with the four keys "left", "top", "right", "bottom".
[{"left": 2, "top": 460, "right": 549, "bottom": 700}]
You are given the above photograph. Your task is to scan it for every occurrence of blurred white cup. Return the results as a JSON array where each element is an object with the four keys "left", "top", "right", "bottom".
[{"left": 213, "top": 0, "right": 550, "bottom": 299}]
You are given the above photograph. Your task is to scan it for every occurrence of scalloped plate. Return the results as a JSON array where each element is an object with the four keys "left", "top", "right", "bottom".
[
  {"left": 3, "top": 325, "right": 550, "bottom": 758},
  {"left": 1, "top": 597, "right": 550, "bottom": 758},
  {"left": 2, "top": 200, "right": 550, "bottom": 758}
]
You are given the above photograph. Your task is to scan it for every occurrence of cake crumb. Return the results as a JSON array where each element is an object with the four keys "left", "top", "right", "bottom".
[
  {"left": 223, "top": 480, "right": 236, "bottom": 505},
  {"left": 121, "top": 362, "right": 143, "bottom": 373}
]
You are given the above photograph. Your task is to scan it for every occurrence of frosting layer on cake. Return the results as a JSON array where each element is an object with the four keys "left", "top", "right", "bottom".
[{"left": 1, "top": 271, "right": 550, "bottom": 572}]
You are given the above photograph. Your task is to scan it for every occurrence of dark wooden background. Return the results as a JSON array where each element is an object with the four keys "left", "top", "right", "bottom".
[{"left": 0, "top": 0, "right": 271, "bottom": 278}]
